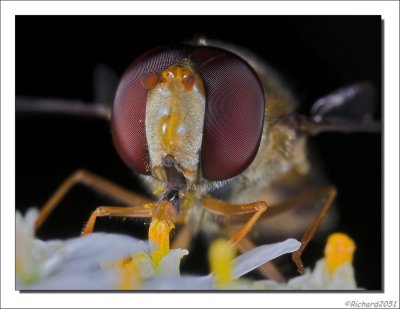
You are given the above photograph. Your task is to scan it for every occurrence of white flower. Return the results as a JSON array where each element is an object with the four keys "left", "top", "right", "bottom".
[
  {"left": 16, "top": 209, "right": 150, "bottom": 290},
  {"left": 16, "top": 208, "right": 190, "bottom": 290},
  {"left": 255, "top": 233, "right": 359, "bottom": 290},
  {"left": 141, "top": 238, "right": 301, "bottom": 290},
  {"left": 16, "top": 208, "right": 42, "bottom": 284},
  {"left": 287, "top": 259, "right": 357, "bottom": 290},
  {"left": 254, "top": 259, "right": 357, "bottom": 290},
  {"left": 16, "top": 231, "right": 153, "bottom": 290},
  {"left": 16, "top": 208, "right": 303, "bottom": 290}
]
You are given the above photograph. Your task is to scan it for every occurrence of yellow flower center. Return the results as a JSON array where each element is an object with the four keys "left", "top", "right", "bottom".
[
  {"left": 114, "top": 256, "right": 141, "bottom": 290},
  {"left": 324, "top": 232, "right": 356, "bottom": 275},
  {"left": 209, "top": 239, "right": 236, "bottom": 287},
  {"left": 148, "top": 201, "right": 176, "bottom": 266}
]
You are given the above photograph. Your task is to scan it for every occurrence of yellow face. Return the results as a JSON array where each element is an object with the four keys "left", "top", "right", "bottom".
[{"left": 145, "top": 61, "right": 206, "bottom": 187}]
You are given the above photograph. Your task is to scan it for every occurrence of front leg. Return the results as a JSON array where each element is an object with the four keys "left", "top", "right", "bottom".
[
  {"left": 201, "top": 196, "right": 268, "bottom": 245},
  {"left": 81, "top": 203, "right": 156, "bottom": 235},
  {"left": 200, "top": 196, "right": 285, "bottom": 282},
  {"left": 34, "top": 169, "right": 153, "bottom": 231}
]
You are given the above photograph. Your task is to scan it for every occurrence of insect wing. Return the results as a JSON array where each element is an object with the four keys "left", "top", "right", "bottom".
[
  {"left": 311, "top": 82, "right": 377, "bottom": 125},
  {"left": 281, "top": 82, "right": 381, "bottom": 135}
]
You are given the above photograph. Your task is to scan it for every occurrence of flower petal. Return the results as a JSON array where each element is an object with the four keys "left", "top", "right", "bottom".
[
  {"left": 18, "top": 269, "right": 119, "bottom": 290},
  {"left": 40, "top": 233, "right": 148, "bottom": 278},
  {"left": 158, "top": 249, "right": 189, "bottom": 277},
  {"left": 16, "top": 210, "right": 40, "bottom": 284},
  {"left": 24, "top": 208, "right": 39, "bottom": 232},
  {"left": 286, "top": 259, "right": 359, "bottom": 290},
  {"left": 251, "top": 279, "right": 286, "bottom": 290},
  {"left": 329, "top": 263, "right": 357, "bottom": 289},
  {"left": 233, "top": 238, "right": 301, "bottom": 279},
  {"left": 142, "top": 275, "right": 214, "bottom": 290},
  {"left": 133, "top": 252, "right": 157, "bottom": 278}
]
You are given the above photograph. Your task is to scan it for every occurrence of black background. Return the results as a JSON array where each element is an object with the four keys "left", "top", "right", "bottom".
[{"left": 16, "top": 16, "right": 382, "bottom": 290}]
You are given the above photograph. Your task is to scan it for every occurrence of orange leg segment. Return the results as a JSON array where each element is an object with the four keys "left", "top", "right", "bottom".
[
  {"left": 171, "top": 225, "right": 193, "bottom": 250},
  {"left": 254, "top": 186, "right": 337, "bottom": 274},
  {"left": 202, "top": 196, "right": 267, "bottom": 245},
  {"left": 34, "top": 169, "right": 153, "bottom": 232},
  {"left": 81, "top": 203, "right": 156, "bottom": 236},
  {"left": 201, "top": 196, "right": 283, "bottom": 281},
  {"left": 288, "top": 186, "right": 337, "bottom": 274}
]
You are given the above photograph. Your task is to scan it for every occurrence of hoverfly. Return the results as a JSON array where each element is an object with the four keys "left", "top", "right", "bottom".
[{"left": 17, "top": 37, "right": 381, "bottom": 282}]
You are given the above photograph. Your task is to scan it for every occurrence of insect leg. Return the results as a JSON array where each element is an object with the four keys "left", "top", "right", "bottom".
[
  {"left": 202, "top": 196, "right": 267, "bottom": 243},
  {"left": 202, "top": 196, "right": 267, "bottom": 245},
  {"left": 171, "top": 225, "right": 193, "bottom": 249},
  {"left": 263, "top": 186, "right": 337, "bottom": 274},
  {"left": 201, "top": 196, "right": 267, "bottom": 244},
  {"left": 202, "top": 196, "right": 267, "bottom": 216},
  {"left": 81, "top": 204, "right": 155, "bottom": 236},
  {"left": 34, "top": 169, "right": 153, "bottom": 232},
  {"left": 202, "top": 196, "right": 287, "bottom": 282}
]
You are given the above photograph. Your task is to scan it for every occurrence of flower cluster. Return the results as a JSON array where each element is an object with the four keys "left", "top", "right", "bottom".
[{"left": 16, "top": 208, "right": 359, "bottom": 290}]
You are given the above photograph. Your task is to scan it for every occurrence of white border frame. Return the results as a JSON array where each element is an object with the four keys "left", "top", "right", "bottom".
[{"left": 2, "top": 1, "right": 399, "bottom": 308}]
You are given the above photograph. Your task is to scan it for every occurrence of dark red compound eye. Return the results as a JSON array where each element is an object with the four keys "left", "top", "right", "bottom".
[
  {"left": 112, "top": 45, "right": 264, "bottom": 180},
  {"left": 111, "top": 47, "right": 187, "bottom": 174},
  {"left": 190, "top": 47, "right": 265, "bottom": 181}
]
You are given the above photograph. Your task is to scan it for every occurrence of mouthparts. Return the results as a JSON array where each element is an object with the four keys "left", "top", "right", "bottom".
[{"left": 161, "top": 155, "right": 187, "bottom": 212}]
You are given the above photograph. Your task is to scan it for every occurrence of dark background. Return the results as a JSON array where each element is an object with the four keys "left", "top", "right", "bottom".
[{"left": 16, "top": 16, "right": 382, "bottom": 290}]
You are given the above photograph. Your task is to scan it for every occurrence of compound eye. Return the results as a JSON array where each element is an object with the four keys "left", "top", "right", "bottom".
[
  {"left": 111, "top": 47, "right": 185, "bottom": 174},
  {"left": 111, "top": 45, "right": 264, "bottom": 179},
  {"left": 191, "top": 47, "right": 265, "bottom": 181}
]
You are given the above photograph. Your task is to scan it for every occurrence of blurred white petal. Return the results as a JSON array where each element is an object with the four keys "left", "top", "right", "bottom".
[
  {"left": 38, "top": 233, "right": 149, "bottom": 279},
  {"left": 16, "top": 208, "right": 153, "bottom": 290},
  {"left": 233, "top": 238, "right": 301, "bottom": 279},
  {"left": 286, "top": 259, "right": 358, "bottom": 290},
  {"left": 158, "top": 249, "right": 189, "bottom": 277},
  {"left": 329, "top": 263, "right": 357, "bottom": 289},
  {"left": 135, "top": 253, "right": 157, "bottom": 278},
  {"left": 32, "top": 239, "right": 64, "bottom": 260},
  {"left": 142, "top": 239, "right": 301, "bottom": 290},
  {"left": 18, "top": 269, "right": 119, "bottom": 290},
  {"left": 143, "top": 276, "right": 213, "bottom": 290},
  {"left": 16, "top": 210, "right": 40, "bottom": 284},
  {"left": 251, "top": 279, "right": 286, "bottom": 290}
]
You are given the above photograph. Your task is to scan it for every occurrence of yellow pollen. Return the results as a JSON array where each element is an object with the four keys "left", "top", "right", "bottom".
[
  {"left": 324, "top": 232, "right": 356, "bottom": 275},
  {"left": 152, "top": 186, "right": 164, "bottom": 196},
  {"left": 148, "top": 201, "right": 176, "bottom": 266},
  {"left": 115, "top": 257, "right": 139, "bottom": 290},
  {"left": 181, "top": 192, "right": 192, "bottom": 210},
  {"left": 112, "top": 255, "right": 145, "bottom": 290},
  {"left": 209, "top": 239, "right": 236, "bottom": 287}
]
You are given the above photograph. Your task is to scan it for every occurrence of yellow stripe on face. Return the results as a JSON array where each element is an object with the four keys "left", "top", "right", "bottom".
[
  {"left": 156, "top": 65, "right": 196, "bottom": 153},
  {"left": 158, "top": 112, "right": 181, "bottom": 153}
]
